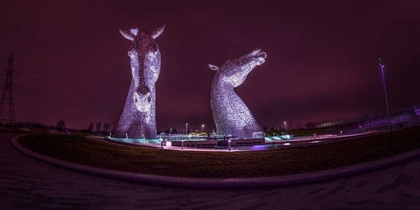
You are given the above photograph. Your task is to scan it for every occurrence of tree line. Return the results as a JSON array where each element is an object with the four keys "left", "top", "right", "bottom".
[{"left": 85, "top": 122, "right": 110, "bottom": 133}]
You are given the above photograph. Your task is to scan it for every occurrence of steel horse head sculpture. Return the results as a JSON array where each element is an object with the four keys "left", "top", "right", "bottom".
[
  {"left": 114, "top": 25, "right": 165, "bottom": 139},
  {"left": 209, "top": 49, "right": 267, "bottom": 138}
]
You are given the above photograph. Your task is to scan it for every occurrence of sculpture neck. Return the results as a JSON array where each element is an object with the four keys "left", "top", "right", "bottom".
[
  {"left": 211, "top": 73, "right": 242, "bottom": 103},
  {"left": 211, "top": 73, "right": 236, "bottom": 92}
]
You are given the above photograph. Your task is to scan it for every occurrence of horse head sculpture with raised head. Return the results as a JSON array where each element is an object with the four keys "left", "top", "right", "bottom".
[
  {"left": 114, "top": 25, "right": 165, "bottom": 139},
  {"left": 209, "top": 49, "right": 267, "bottom": 138}
]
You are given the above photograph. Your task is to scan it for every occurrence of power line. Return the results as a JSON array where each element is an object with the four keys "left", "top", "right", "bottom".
[
  {"left": 13, "top": 84, "right": 119, "bottom": 118},
  {"left": 10, "top": 55, "right": 129, "bottom": 117},
  {"left": 14, "top": 74, "right": 120, "bottom": 113},
  {"left": 14, "top": 83, "right": 93, "bottom": 110},
  {"left": 13, "top": 64, "right": 84, "bottom": 92},
  {"left": 12, "top": 59, "right": 122, "bottom": 109},
  {"left": 13, "top": 83, "right": 118, "bottom": 117},
  {"left": 14, "top": 88, "right": 119, "bottom": 119},
  {"left": 1, "top": 53, "right": 121, "bottom": 125},
  {"left": 13, "top": 62, "right": 88, "bottom": 91},
  {"left": 13, "top": 65, "right": 121, "bottom": 110},
  {"left": 13, "top": 58, "right": 117, "bottom": 99},
  {"left": 15, "top": 88, "right": 88, "bottom": 113}
]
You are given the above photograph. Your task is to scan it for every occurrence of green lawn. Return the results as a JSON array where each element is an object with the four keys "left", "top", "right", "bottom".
[{"left": 18, "top": 126, "right": 420, "bottom": 178}]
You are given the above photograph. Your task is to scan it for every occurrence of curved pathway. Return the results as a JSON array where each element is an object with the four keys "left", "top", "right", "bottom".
[{"left": 1, "top": 133, "right": 420, "bottom": 210}]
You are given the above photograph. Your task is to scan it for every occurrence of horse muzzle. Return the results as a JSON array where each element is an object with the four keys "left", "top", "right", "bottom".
[{"left": 133, "top": 91, "right": 152, "bottom": 112}]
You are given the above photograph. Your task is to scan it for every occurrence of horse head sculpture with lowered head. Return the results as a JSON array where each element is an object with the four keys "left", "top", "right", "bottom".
[
  {"left": 114, "top": 25, "right": 165, "bottom": 139},
  {"left": 119, "top": 25, "right": 165, "bottom": 112}
]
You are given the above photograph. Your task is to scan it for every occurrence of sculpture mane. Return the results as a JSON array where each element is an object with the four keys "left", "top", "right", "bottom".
[
  {"left": 209, "top": 49, "right": 267, "bottom": 138},
  {"left": 114, "top": 25, "right": 165, "bottom": 139}
]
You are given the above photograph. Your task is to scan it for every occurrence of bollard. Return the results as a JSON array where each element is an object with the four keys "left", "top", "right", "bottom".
[
  {"left": 181, "top": 140, "right": 184, "bottom": 150},
  {"left": 228, "top": 139, "right": 231, "bottom": 152}
]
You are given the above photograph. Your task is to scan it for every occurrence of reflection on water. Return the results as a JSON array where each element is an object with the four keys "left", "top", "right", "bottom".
[
  {"left": 265, "top": 134, "right": 293, "bottom": 141},
  {"left": 235, "top": 144, "right": 279, "bottom": 151},
  {"left": 108, "top": 137, "right": 161, "bottom": 144}
]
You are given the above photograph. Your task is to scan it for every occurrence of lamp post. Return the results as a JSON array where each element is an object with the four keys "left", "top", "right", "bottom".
[
  {"left": 185, "top": 123, "right": 188, "bottom": 135},
  {"left": 201, "top": 124, "right": 205, "bottom": 132},
  {"left": 378, "top": 56, "right": 391, "bottom": 130},
  {"left": 284, "top": 121, "right": 287, "bottom": 132}
]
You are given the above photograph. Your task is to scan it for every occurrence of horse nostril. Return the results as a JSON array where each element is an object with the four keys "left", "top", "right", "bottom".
[
  {"left": 147, "top": 95, "right": 151, "bottom": 102},
  {"left": 258, "top": 52, "right": 267, "bottom": 59}
]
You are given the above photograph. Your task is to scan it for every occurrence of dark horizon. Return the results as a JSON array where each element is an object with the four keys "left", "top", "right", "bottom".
[{"left": 1, "top": 0, "right": 419, "bottom": 132}]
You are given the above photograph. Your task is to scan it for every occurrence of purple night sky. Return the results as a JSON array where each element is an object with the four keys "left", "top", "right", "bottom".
[{"left": 0, "top": 0, "right": 419, "bottom": 132}]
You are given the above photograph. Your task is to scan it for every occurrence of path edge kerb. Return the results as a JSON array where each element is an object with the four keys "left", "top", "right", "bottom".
[{"left": 12, "top": 135, "right": 420, "bottom": 188}]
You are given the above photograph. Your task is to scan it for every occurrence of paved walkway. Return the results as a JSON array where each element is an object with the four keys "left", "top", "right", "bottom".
[{"left": 1, "top": 133, "right": 420, "bottom": 209}]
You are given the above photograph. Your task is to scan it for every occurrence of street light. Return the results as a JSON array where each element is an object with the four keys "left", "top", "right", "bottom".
[
  {"left": 378, "top": 56, "right": 391, "bottom": 130},
  {"left": 201, "top": 124, "right": 205, "bottom": 132},
  {"left": 169, "top": 128, "right": 172, "bottom": 135},
  {"left": 185, "top": 123, "right": 188, "bottom": 135},
  {"left": 284, "top": 121, "right": 287, "bottom": 132}
]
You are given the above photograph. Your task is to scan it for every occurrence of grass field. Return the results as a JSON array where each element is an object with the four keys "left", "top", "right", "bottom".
[{"left": 17, "top": 126, "right": 420, "bottom": 178}]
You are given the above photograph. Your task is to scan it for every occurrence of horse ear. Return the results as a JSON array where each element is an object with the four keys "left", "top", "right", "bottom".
[
  {"left": 129, "top": 28, "right": 139, "bottom": 36},
  {"left": 151, "top": 25, "right": 165, "bottom": 39},
  {"left": 208, "top": 64, "right": 219, "bottom": 71},
  {"left": 119, "top": 29, "right": 134, "bottom": 41}
]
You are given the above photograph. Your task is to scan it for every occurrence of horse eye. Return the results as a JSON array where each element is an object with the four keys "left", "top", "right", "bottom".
[
  {"left": 148, "top": 51, "right": 158, "bottom": 58},
  {"left": 128, "top": 52, "right": 133, "bottom": 57}
]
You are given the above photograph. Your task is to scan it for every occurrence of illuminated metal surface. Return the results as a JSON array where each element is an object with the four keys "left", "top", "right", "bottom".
[
  {"left": 209, "top": 49, "right": 267, "bottom": 138},
  {"left": 114, "top": 25, "right": 165, "bottom": 139}
]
